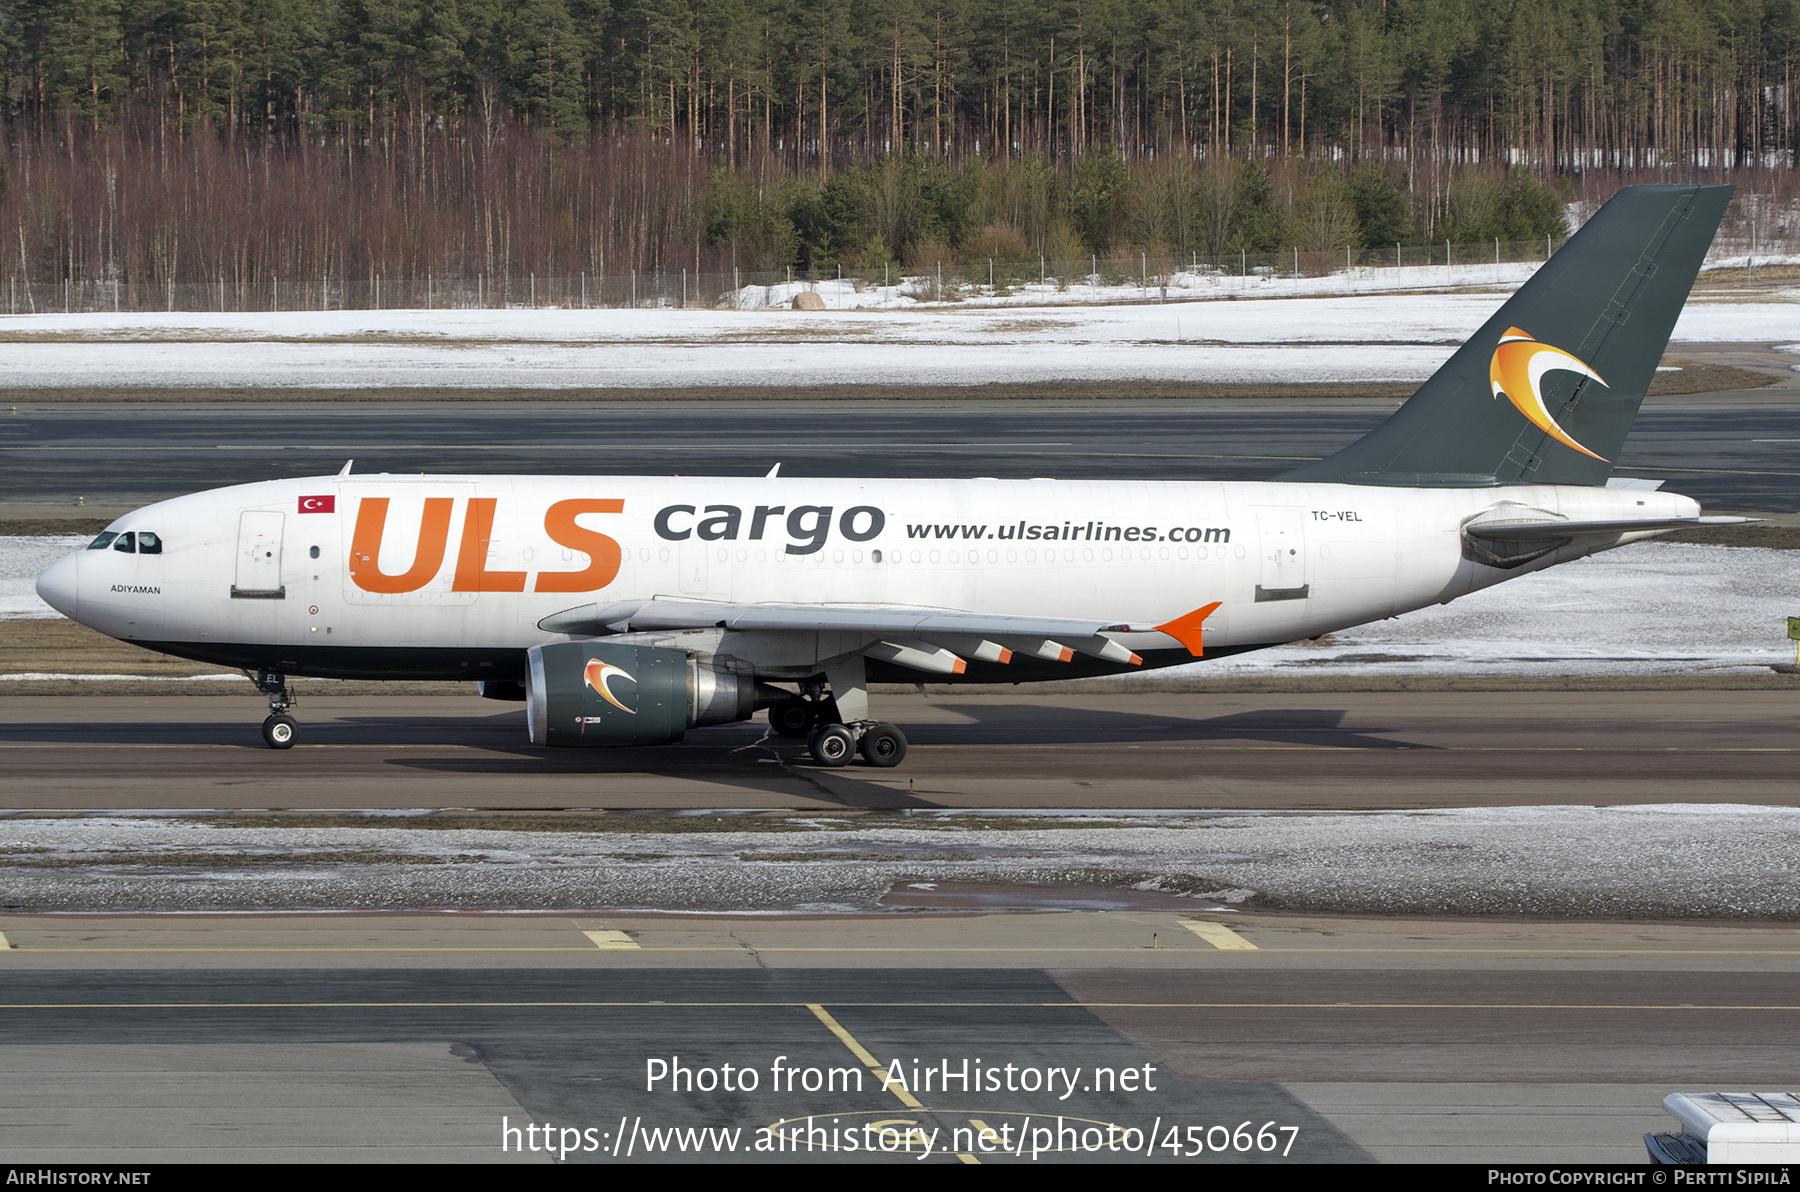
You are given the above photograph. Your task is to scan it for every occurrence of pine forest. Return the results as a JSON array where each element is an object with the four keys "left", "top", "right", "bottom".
[{"left": 0, "top": 0, "right": 1795, "bottom": 306}]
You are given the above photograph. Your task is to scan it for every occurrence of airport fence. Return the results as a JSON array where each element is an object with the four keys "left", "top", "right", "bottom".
[{"left": 0, "top": 233, "right": 1787, "bottom": 315}]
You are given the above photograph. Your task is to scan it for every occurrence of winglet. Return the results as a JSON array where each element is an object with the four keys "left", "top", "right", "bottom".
[{"left": 1155, "top": 602, "right": 1223, "bottom": 657}]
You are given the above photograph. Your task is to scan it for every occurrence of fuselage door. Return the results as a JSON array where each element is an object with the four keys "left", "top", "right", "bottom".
[
  {"left": 233, "top": 511, "right": 286, "bottom": 598},
  {"left": 1253, "top": 507, "right": 1309, "bottom": 602}
]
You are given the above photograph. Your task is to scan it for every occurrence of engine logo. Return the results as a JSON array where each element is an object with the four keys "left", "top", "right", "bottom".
[
  {"left": 1489, "top": 326, "right": 1609, "bottom": 461},
  {"left": 583, "top": 659, "right": 637, "bottom": 714}
]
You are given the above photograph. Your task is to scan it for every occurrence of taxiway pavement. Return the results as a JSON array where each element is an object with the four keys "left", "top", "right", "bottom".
[
  {"left": 1, "top": 910, "right": 1793, "bottom": 1163},
  {"left": 2, "top": 690, "right": 1794, "bottom": 810},
  {"left": 4, "top": 391, "right": 1798, "bottom": 515}
]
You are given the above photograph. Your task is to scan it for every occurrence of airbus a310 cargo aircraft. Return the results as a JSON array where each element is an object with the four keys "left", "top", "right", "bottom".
[{"left": 37, "top": 184, "right": 1746, "bottom": 768}]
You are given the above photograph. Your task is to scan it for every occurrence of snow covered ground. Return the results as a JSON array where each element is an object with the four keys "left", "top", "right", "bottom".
[
  {"left": 0, "top": 284, "right": 1792, "bottom": 388},
  {"left": 0, "top": 537, "right": 85, "bottom": 619},
  {"left": 3, "top": 805, "right": 1796, "bottom": 917},
  {"left": 2, "top": 536, "right": 1792, "bottom": 679},
  {"left": 1181, "top": 542, "right": 1797, "bottom": 679}
]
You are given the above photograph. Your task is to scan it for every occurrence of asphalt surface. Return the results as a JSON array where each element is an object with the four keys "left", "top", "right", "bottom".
[
  {"left": 7, "top": 388, "right": 1797, "bottom": 1166},
  {"left": 3, "top": 912, "right": 1795, "bottom": 1163},
  {"left": 0, "top": 967, "right": 1361, "bottom": 1164},
  {"left": 2, "top": 691, "right": 1794, "bottom": 810},
  {"left": 3, "top": 391, "right": 1798, "bottom": 513}
]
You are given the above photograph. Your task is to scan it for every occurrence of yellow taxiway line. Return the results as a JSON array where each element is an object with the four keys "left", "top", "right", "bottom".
[{"left": 808, "top": 1003, "right": 979, "bottom": 1164}]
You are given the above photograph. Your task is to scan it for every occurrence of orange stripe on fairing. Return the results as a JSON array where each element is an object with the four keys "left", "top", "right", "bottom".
[
  {"left": 1126, "top": 652, "right": 1143, "bottom": 666},
  {"left": 952, "top": 658, "right": 967, "bottom": 675},
  {"left": 1056, "top": 646, "right": 1074, "bottom": 663},
  {"left": 1155, "top": 601, "right": 1224, "bottom": 657},
  {"left": 996, "top": 647, "right": 1014, "bottom": 664}
]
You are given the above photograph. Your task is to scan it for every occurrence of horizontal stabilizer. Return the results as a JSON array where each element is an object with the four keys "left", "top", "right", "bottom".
[{"left": 1465, "top": 514, "right": 1755, "bottom": 542}]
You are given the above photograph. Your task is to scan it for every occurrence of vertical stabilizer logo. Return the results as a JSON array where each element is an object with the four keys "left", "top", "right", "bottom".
[
  {"left": 583, "top": 660, "right": 637, "bottom": 714},
  {"left": 1489, "top": 327, "right": 1610, "bottom": 461}
]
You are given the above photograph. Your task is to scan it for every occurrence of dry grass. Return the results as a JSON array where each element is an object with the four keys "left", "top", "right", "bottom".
[
  {"left": 0, "top": 617, "right": 236, "bottom": 677},
  {"left": 1659, "top": 524, "right": 1800, "bottom": 549},
  {"left": 0, "top": 617, "right": 471, "bottom": 695},
  {"left": 174, "top": 812, "right": 837, "bottom": 833},
  {"left": 0, "top": 850, "right": 481, "bottom": 868},
  {"left": 1649, "top": 360, "right": 1780, "bottom": 394},
  {"left": 1697, "top": 264, "right": 1800, "bottom": 283}
]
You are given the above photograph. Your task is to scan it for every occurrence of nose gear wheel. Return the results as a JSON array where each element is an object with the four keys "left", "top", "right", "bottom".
[{"left": 262, "top": 714, "right": 297, "bottom": 749}]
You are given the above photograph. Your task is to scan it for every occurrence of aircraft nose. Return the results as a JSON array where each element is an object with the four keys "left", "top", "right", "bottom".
[{"left": 35, "top": 551, "right": 80, "bottom": 619}]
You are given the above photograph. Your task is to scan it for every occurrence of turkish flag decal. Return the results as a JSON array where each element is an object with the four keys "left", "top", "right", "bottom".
[{"left": 298, "top": 495, "right": 336, "bottom": 514}]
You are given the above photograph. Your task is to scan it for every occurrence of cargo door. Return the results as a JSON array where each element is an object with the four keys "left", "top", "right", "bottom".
[{"left": 1253, "top": 507, "right": 1309, "bottom": 602}]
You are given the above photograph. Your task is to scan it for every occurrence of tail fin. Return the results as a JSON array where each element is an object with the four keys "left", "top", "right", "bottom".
[{"left": 1276, "top": 183, "right": 1733, "bottom": 488}]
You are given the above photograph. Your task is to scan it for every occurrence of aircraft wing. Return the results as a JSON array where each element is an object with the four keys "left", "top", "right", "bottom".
[{"left": 539, "top": 598, "right": 1225, "bottom": 671}]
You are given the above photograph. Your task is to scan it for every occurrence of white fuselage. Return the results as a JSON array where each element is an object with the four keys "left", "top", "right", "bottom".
[{"left": 37, "top": 474, "right": 1695, "bottom": 681}]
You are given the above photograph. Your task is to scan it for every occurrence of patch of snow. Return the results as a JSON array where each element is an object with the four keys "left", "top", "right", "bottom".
[
  {"left": 0, "top": 283, "right": 1789, "bottom": 388},
  {"left": 0, "top": 537, "right": 86, "bottom": 619},
  {"left": 2, "top": 805, "right": 1795, "bottom": 918},
  {"left": 1183, "top": 542, "right": 1796, "bottom": 679}
]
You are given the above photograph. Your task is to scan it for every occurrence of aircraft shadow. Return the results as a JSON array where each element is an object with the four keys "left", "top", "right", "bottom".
[
  {"left": 3, "top": 703, "right": 1431, "bottom": 811},
  {"left": 4, "top": 703, "right": 1424, "bottom": 754},
  {"left": 909, "top": 702, "right": 1424, "bottom": 751}
]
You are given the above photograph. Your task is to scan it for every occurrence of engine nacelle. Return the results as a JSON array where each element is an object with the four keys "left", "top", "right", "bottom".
[{"left": 524, "top": 641, "right": 768, "bottom": 747}]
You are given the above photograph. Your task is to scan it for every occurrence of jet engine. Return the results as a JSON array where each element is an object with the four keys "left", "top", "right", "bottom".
[{"left": 524, "top": 641, "right": 778, "bottom": 747}]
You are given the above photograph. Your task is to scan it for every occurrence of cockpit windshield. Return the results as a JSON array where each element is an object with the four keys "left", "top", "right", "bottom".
[{"left": 88, "top": 530, "right": 161, "bottom": 553}]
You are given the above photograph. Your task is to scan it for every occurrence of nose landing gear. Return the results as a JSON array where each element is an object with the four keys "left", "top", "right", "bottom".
[{"left": 253, "top": 669, "right": 298, "bottom": 749}]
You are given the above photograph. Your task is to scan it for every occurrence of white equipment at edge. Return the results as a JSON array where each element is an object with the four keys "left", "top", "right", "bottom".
[{"left": 1647, "top": 1092, "right": 1800, "bottom": 1164}]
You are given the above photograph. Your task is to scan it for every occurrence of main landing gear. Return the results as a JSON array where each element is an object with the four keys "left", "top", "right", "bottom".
[
  {"left": 805, "top": 720, "right": 907, "bottom": 768},
  {"left": 771, "top": 672, "right": 908, "bottom": 768},
  {"left": 254, "top": 668, "right": 297, "bottom": 749}
]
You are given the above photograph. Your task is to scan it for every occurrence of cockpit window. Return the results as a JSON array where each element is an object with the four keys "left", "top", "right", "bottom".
[
  {"left": 137, "top": 532, "right": 162, "bottom": 555},
  {"left": 112, "top": 532, "right": 137, "bottom": 553},
  {"left": 87, "top": 531, "right": 118, "bottom": 550}
]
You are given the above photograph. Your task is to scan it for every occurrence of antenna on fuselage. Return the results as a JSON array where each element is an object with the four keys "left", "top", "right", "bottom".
[
  {"left": 766, "top": 462, "right": 781, "bottom": 478},
  {"left": 337, "top": 459, "right": 354, "bottom": 477}
]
